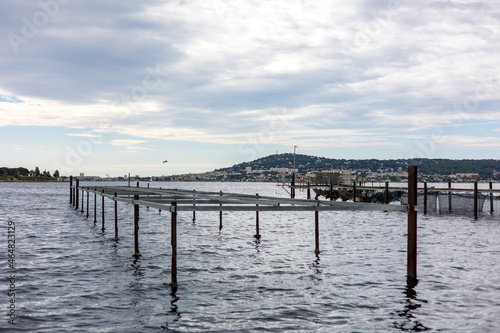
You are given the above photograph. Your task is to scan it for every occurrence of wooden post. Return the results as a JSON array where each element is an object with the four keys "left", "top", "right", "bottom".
[
  {"left": 133, "top": 195, "right": 141, "bottom": 257},
  {"left": 75, "top": 179, "right": 79, "bottom": 210},
  {"left": 171, "top": 202, "right": 178, "bottom": 288},
  {"left": 490, "top": 181, "right": 494, "bottom": 213},
  {"left": 291, "top": 173, "right": 295, "bottom": 199},
  {"left": 219, "top": 191, "right": 223, "bottom": 230},
  {"left": 448, "top": 181, "right": 452, "bottom": 213},
  {"left": 315, "top": 198, "right": 320, "bottom": 255},
  {"left": 329, "top": 181, "right": 333, "bottom": 201},
  {"left": 93, "top": 189, "right": 97, "bottom": 224},
  {"left": 474, "top": 181, "right": 478, "bottom": 219},
  {"left": 86, "top": 188, "right": 89, "bottom": 218},
  {"left": 137, "top": 181, "right": 139, "bottom": 188},
  {"left": 384, "top": 182, "right": 389, "bottom": 204},
  {"left": 407, "top": 166, "right": 418, "bottom": 281},
  {"left": 101, "top": 190, "right": 105, "bottom": 231},
  {"left": 423, "top": 182, "right": 427, "bottom": 215},
  {"left": 307, "top": 182, "right": 311, "bottom": 200},
  {"left": 81, "top": 188, "right": 84, "bottom": 213},
  {"left": 255, "top": 193, "right": 261, "bottom": 239},
  {"left": 128, "top": 173, "right": 130, "bottom": 187},
  {"left": 114, "top": 192, "right": 118, "bottom": 241},
  {"left": 69, "top": 175, "right": 73, "bottom": 204}
]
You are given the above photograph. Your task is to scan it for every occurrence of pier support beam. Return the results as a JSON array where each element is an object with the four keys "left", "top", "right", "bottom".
[
  {"left": 192, "top": 190, "right": 196, "bottom": 222},
  {"left": 448, "top": 181, "right": 452, "bottom": 213},
  {"left": 101, "top": 190, "right": 105, "bottom": 231},
  {"left": 171, "top": 202, "right": 178, "bottom": 288},
  {"left": 407, "top": 166, "right": 418, "bottom": 281},
  {"left": 69, "top": 175, "right": 73, "bottom": 204},
  {"left": 490, "top": 181, "right": 494, "bottom": 213},
  {"left": 219, "top": 191, "right": 223, "bottom": 230},
  {"left": 315, "top": 199, "right": 320, "bottom": 255},
  {"left": 93, "top": 189, "right": 97, "bottom": 224},
  {"left": 81, "top": 188, "right": 84, "bottom": 213},
  {"left": 474, "top": 181, "right": 478, "bottom": 219},
  {"left": 255, "top": 194, "right": 261, "bottom": 239},
  {"left": 423, "top": 182, "right": 427, "bottom": 215},
  {"left": 133, "top": 195, "right": 141, "bottom": 257},
  {"left": 114, "top": 192, "right": 118, "bottom": 241},
  {"left": 75, "top": 179, "right": 79, "bottom": 210},
  {"left": 384, "top": 182, "right": 389, "bottom": 204},
  {"left": 86, "top": 188, "right": 89, "bottom": 218}
]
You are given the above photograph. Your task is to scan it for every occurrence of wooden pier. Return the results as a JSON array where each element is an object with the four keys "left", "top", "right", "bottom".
[{"left": 70, "top": 167, "right": 422, "bottom": 286}]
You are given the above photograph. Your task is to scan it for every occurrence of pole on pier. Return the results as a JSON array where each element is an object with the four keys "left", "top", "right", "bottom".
[
  {"left": 137, "top": 182, "right": 139, "bottom": 188},
  {"left": 291, "top": 173, "right": 296, "bottom": 199},
  {"left": 423, "top": 182, "right": 428, "bottom": 215},
  {"left": 171, "top": 202, "right": 178, "bottom": 288},
  {"left": 407, "top": 166, "right": 418, "bottom": 281},
  {"left": 114, "top": 192, "right": 118, "bottom": 241},
  {"left": 93, "top": 189, "right": 97, "bottom": 224},
  {"left": 101, "top": 190, "right": 105, "bottom": 231},
  {"left": 69, "top": 175, "right": 73, "bottom": 204},
  {"left": 75, "top": 179, "right": 79, "bottom": 210},
  {"left": 81, "top": 188, "right": 84, "bottom": 213},
  {"left": 255, "top": 194, "right": 261, "bottom": 239},
  {"left": 353, "top": 180, "right": 357, "bottom": 202},
  {"left": 192, "top": 190, "right": 196, "bottom": 222},
  {"left": 490, "top": 181, "right": 494, "bottom": 213},
  {"left": 384, "top": 182, "right": 389, "bottom": 204},
  {"left": 329, "top": 181, "right": 333, "bottom": 201},
  {"left": 133, "top": 195, "right": 141, "bottom": 257},
  {"left": 219, "top": 191, "right": 223, "bottom": 230},
  {"left": 448, "top": 181, "right": 452, "bottom": 213},
  {"left": 307, "top": 182, "right": 311, "bottom": 200},
  {"left": 474, "top": 181, "right": 478, "bottom": 219},
  {"left": 86, "top": 188, "right": 89, "bottom": 218},
  {"left": 315, "top": 198, "right": 320, "bottom": 255},
  {"left": 128, "top": 173, "right": 130, "bottom": 187}
]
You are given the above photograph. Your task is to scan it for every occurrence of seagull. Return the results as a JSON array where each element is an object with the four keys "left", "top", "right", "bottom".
[{"left": 163, "top": 160, "right": 168, "bottom": 163}]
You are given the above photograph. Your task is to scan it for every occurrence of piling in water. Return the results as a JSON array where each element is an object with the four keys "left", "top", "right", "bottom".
[{"left": 407, "top": 166, "right": 418, "bottom": 281}]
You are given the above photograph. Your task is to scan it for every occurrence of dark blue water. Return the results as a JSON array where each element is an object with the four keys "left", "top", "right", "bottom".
[{"left": 1, "top": 181, "right": 499, "bottom": 332}]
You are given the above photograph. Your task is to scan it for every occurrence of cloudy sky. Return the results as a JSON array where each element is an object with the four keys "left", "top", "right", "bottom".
[{"left": 1, "top": 0, "right": 499, "bottom": 177}]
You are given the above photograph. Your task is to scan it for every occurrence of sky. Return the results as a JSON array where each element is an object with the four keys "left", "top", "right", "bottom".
[{"left": 0, "top": 0, "right": 499, "bottom": 177}]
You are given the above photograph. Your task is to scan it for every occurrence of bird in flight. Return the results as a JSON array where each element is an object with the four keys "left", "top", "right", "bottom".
[{"left": 163, "top": 160, "right": 168, "bottom": 163}]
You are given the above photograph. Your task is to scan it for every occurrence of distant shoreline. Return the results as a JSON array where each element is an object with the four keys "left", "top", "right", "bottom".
[{"left": 0, "top": 178, "right": 59, "bottom": 182}]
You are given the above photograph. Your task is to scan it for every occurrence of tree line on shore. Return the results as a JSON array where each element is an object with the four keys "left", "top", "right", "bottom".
[{"left": 0, "top": 167, "right": 60, "bottom": 181}]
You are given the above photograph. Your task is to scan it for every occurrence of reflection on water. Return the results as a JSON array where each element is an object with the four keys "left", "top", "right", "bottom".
[{"left": 393, "top": 278, "right": 430, "bottom": 331}]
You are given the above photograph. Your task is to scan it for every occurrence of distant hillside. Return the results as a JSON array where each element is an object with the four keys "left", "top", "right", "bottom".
[{"left": 215, "top": 154, "right": 500, "bottom": 179}]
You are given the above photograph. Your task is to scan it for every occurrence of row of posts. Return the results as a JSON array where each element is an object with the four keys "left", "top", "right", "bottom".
[{"left": 69, "top": 167, "right": 419, "bottom": 285}]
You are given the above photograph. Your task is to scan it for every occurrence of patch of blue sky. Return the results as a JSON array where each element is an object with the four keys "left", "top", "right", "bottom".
[{"left": 0, "top": 95, "right": 22, "bottom": 103}]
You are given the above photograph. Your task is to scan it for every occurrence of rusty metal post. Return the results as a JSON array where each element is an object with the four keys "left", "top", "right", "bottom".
[
  {"left": 86, "top": 188, "right": 89, "bottom": 218},
  {"left": 315, "top": 198, "right": 320, "bottom": 255},
  {"left": 101, "top": 190, "right": 105, "bottom": 231},
  {"left": 329, "top": 181, "right": 333, "bottom": 201},
  {"left": 255, "top": 193, "right": 261, "bottom": 239},
  {"left": 384, "top": 182, "right": 389, "bottom": 204},
  {"left": 423, "top": 182, "right": 427, "bottom": 215},
  {"left": 114, "top": 192, "right": 118, "bottom": 241},
  {"left": 192, "top": 190, "right": 196, "bottom": 222},
  {"left": 448, "top": 181, "right": 452, "bottom": 213},
  {"left": 171, "top": 202, "right": 178, "bottom": 287},
  {"left": 69, "top": 175, "right": 73, "bottom": 204},
  {"left": 133, "top": 195, "right": 141, "bottom": 257},
  {"left": 407, "top": 166, "right": 418, "bottom": 281},
  {"left": 490, "top": 181, "right": 494, "bottom": 213},
  {"left": 353, "top": 180, "right": 357, "bottom": 202},
  {"left": 75, "top": 179, "right": 79, "bottom": 210},
  {"left": 93, "top": 189, "right": 97, "bottom": 224},
  {"left": 474, "top": 181, "right": 478, "bottom": 219},
  {"left": 219, "top": 191, "right": 223, "bottom": 230}
]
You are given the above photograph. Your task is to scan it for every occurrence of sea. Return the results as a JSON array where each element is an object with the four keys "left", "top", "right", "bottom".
[{"left": 1, "top": 181, "right": 499, "bottom": 332}]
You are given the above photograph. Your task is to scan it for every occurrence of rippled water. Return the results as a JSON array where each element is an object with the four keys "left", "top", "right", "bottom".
[{"left": 1, "top": 181, "right": 499, "bottom": 332}]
